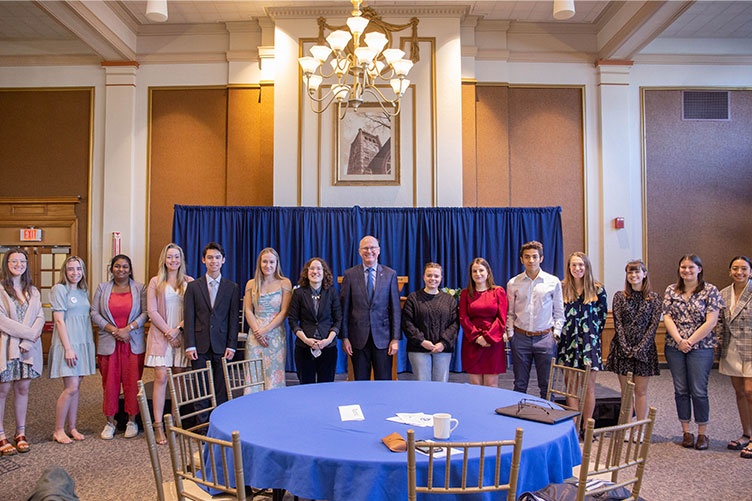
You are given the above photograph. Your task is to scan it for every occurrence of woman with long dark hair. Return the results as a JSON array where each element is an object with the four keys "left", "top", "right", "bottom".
[
  {"left": 91, "top": 254, "right": 147, "bottom": 440},
  {"left": 605, "top": 259, "right": 661, "bottom": 425},
  {"left": 717, "top": 256, "right": 752, "bottom": 458},
  {"left": 0, "top": 248, "right": 44, "bottom": 455}
]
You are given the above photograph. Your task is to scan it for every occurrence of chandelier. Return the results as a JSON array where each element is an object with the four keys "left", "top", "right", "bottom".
[{"left": 298, "top": 0, "right": 418, "bottom": 118}]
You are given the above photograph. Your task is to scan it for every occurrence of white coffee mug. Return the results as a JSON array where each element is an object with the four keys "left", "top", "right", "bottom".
[{"left": 433, "top": 413, "right": 459, "bottom": 440}]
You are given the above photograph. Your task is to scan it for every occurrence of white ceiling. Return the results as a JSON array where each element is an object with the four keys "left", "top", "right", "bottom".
[{"left": 0, "top": 1, "right": 750, "bottom": 65}]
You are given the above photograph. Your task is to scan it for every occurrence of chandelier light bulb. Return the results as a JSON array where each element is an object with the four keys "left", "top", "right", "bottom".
[
  {"left": 310, "top": 45, "right": 333, "bottom": 63},
  {"left": 390, "top": 59, "right": 413, "bottom": 77},
  {"left": 364, "top": 32, "right": 388, "bottom": 55},
  {"left": 382, "top": 48, "right": 405, "bottom": 65},
  {"left": 298, "top": 56, "right": 320, "bottom": 75},
  {"left": 346, "top": 16, "right": 370, "bottom": 37},
  {"left": 327, "top": 30, "right": 352, "bottom": 52},
  {"left": 306, "top": 75, "right": 323, "bottom": 92}
]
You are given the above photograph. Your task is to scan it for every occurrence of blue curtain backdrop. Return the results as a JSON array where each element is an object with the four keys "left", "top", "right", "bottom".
[{"left": 172, "top": 205, "right": 563, "bottom": 374}]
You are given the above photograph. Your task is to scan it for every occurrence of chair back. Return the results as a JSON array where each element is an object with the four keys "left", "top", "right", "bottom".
[
  {"left": 222, "top": 357, "right": 265, "bottom": 400},
  {"left": 617, "top": 380, "right": 636, "bottom": 425},
  {"left": 577, "top": 407, "right": 657, "bottom": 501},
  {"left": 546, "top": 358, "right": 590, "bottom": 430},
  {"left": 406, "top": 428, "right": 524, "bottom": 501},
  {"left": 167, "top": 361, "right": 217, "bottom": 432},
  {"left": 137, "top": 380, "right": 168, "bottom": 501},
  {"left": 164, "top": 414, "right": 247, "bottom": 501}
]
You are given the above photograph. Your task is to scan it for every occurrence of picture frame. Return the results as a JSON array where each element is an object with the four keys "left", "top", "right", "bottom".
[{"left": 334, "top": 102, "right": 400, "bottom": 185}]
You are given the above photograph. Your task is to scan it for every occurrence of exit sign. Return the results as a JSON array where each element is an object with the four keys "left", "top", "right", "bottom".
[{"left": 20, "top": 228, "right": 42, "bottom": 242}]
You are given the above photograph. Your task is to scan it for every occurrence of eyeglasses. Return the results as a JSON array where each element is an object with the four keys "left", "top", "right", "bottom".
[
  {"left": 360, "top": 246, "right": 380, "bottom": 252},
  {"left": 517, "top": 398, "right": 554, "bottom": 416}
]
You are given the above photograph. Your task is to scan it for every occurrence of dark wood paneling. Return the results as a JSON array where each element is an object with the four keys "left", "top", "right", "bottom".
[
  {"left": 0, "top": 89, "right": 91, "bottom": 263},
  {"left": 645, "top": 89, "right": 752, "bottom": 293},
  {"left": 148, "top": 88, "right": 228, "bottom": 277},
  {"left": 463, "top": 85, "right": 585, "bottom": 259}
]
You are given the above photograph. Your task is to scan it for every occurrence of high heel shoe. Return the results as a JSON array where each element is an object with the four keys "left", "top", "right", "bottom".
[{"left": 153, "top": 422, "right": 167, "bottom": 445}]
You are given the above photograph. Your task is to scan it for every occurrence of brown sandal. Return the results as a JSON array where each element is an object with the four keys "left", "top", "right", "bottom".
[
  {"left": 0, "top": 438, "right": 17, "bottom": 456},
  {"left": 14, "top": 434, "right": 29, "bottom": 453},
  {"left": 153, "top": 422, "right": 167, "bottom": 445}
]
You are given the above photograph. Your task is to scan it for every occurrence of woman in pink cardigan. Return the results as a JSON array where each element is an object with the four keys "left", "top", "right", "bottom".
[
  {"left": 145, "top": 243, "right": 193, "bottom": 444},
  {"left": 0, "top": 248, "right": 44, "bottom": 456}
]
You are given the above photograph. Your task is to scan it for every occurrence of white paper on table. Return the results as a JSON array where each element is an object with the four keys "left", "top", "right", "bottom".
[
  {"left": 386, "top": 412, "right": 433, "bottom": 427},
  {"left": 339, "top": 404, "right": 365, "bottom": 421},
  {"left": 415, "top": 441, "right": 463, "bottom": 458}
]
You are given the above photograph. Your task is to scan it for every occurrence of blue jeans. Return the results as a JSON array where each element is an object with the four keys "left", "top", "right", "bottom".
[
  {"left": 664, "top": 345, "right": 714, "bottom": 425},
  {"left": 408, "top": 352, "right": 452, "bottom": 382},
  {"left": 510, "top": 332, "right": 557, "bottom": 398}
]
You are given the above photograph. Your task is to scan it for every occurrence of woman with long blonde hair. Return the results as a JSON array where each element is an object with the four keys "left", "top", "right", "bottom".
[
  {"left": 144, "top": 243, "right": 193, "bottom": 444},
  {"left": 244, "top": 248, "right": 292, "bottom": 390},
  {"left": 558, "top": 252, "right": 608, "bottom": 434},
  {"left": 49, "top": 256, "right": 96, "bottom": 444}
]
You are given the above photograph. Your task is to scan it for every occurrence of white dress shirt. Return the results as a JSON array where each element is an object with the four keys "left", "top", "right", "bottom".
[{"left": 505, "top": 269, "right": 564, "bottom": 339}]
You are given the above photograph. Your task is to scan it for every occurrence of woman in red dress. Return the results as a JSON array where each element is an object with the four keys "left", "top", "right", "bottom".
[{"left": 459, "top": 257, "right": 508, "bottom": 387}]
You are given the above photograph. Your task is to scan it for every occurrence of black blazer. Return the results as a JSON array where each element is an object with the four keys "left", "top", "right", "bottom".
[
  {"left": 288, "top": 285, "right": 342, "bottom": 349},
  {"left": 184, "top": 275, "right": 240, "bottom": 355}
]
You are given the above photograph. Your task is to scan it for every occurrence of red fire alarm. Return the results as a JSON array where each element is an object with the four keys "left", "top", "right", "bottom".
[{"left": 613, "top": 217, "right": 625, "bottom": 229}]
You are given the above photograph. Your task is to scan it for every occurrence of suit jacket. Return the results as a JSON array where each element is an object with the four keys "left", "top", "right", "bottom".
[
  {"left": 718, "top": 280, "right": 752, "bottom": 362},
  {"left": 340, "top": 263, "right": 401, "bottom": 350},
  {"left": 184, "top": 275, "right": 240, "bottom": 355},
  {"left": 288, "top": 285, "right": 342, "bottom": 349},
  {"left": 90, "top": 279, "right": 148, "bottom": 356}
]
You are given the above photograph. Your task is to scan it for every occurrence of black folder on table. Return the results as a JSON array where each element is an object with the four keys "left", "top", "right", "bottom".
[{"left": 495, "top": 399, "right": 580, "bottom": 425}]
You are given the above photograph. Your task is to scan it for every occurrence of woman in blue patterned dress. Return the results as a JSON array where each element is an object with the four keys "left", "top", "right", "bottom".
[
  {"left": 558, "top": 252, "right": 607, "bottom": 433},
  {"left": 244, "top": 248, "right": 292, "bottom": 390},
  {"left": 49, "top": 256, "right": 96, "bottom": 444},
  {"left": 662, "top": 254, "right": 722, "bottom": 451}
]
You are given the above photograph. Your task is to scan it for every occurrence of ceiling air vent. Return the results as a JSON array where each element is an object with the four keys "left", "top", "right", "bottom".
[{"left": 682, "top": 91, "right": 729, "bottom": 121}]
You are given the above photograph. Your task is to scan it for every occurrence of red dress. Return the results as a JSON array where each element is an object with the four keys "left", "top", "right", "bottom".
[{"left": 459, "top": 287, "right": 508, "bottom": 374}]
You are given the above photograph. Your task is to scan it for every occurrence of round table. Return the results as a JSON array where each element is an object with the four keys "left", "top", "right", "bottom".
[{"left": 208, "top": 381, "right": 581, "bottom": 500}]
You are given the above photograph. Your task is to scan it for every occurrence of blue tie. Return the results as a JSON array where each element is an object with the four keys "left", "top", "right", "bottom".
[{"left": 366, "top": 268, "right": 374, "bottom": 300}]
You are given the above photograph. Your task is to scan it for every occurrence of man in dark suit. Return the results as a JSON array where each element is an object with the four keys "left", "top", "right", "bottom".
[
  {"left": 184, "top": 242, "right": 240, "bottom": 409},
  {"left": 340, "top": 235, "right": 401, "bottom": 380}
]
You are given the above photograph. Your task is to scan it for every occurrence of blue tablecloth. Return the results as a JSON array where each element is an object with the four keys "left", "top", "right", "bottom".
[{"left": 207, "top": 381, "right": 581, "bottom": 500}]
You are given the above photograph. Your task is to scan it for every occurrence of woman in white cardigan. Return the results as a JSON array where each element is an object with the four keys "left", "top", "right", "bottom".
[{"left": 0, "top": 248, "right": 45, "bottom": 456}]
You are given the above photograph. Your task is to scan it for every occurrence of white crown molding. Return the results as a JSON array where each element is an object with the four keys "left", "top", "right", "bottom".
[
  {"left": 506, "top": 51, "right": 597, "bottom": 64},
  {"left": 0, "top": 55, "right": 101, "bottom": 67},
  {"left": 137, "top": 23, "right": 230, "bottom": 37},
  {"left": 137, "top": 53, "right": 228, "bottom": 65},
  {"left": 266, "top": 5, "right": 468, "bottom": 19},
  {"left": 634, "top": 53, "right": 752, "bottom": 65}
]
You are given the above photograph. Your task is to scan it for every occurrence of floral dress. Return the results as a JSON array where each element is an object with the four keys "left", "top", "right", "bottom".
[
  {"left": 246, "top": 288, "right": 289, "bottom": 389},
  {"left": 605, "top": 290, "right": 661, "bottom": 377},
  {"left": 557, "top": 286, "right": 608, "bottom": 370}
]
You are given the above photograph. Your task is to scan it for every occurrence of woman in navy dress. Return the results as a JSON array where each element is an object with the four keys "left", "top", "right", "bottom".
[
  {"left": 558, "top": 252, "right": 607, "bottom": 433},
  {"left": 459, "top": 257, "right": 508, "bottom": 387}
]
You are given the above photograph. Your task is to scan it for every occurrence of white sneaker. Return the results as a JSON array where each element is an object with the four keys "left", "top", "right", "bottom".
[
  {"left": 124, "top": 421, "right": 139, "bottom": 438},
  {"left": 100, "top": 422, "right": 116, "bottom": 440}
]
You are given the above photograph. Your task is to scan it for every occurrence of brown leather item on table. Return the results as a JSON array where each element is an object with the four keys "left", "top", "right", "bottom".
[{"left": 382, "top": 432, "right": 407, "bottom": 452}]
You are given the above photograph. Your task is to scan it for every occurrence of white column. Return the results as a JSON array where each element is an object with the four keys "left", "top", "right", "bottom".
[
  {"left": 98, "top": 62, "right": 145, "bottom": 281},
  {"left": 597, "top": 61, "right": 640, "bottom": 296}
]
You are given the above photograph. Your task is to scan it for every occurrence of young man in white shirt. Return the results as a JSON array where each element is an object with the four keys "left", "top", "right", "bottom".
[{"left": 505, "top": 241, "right": 564, "bottom": 398}]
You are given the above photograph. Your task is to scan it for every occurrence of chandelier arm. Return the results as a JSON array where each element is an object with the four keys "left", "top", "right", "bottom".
[{"left": 361, "top": 87, "right": 400, "bottom": 117}]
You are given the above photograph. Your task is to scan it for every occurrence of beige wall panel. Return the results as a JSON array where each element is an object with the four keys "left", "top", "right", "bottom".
[
  {"left": 148, "top": 88, "right": 228, "bottom": 277},
  {"left": 475, "top": 86, "right": 511, "bottom": 206},
  {"left": 645, "top": 89, "right": 752, "bottom": 293},
  {"left": 462, "top": 82, "right": 478, "bottom": 207},
  {"left": 0, "top": 89, "right": 91, "bottom": 263},
  {"left": 227, "top": 87, "right": 274, "bottom": 206},
  {"left": 508, "top": 87, "right": 585, "bottom": 258}
]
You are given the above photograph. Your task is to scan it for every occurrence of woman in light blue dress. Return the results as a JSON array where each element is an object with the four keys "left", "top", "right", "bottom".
[
  {"left": 49, "top": 256, "right": 96, "bottom": 444},
  {"left": 244, "top": 248, "right": 292, "bottom": 390}
]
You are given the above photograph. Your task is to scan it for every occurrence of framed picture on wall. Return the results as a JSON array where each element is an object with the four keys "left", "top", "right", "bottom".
[{"left": 334, "top": 102, "right": 400, "bottom": 185}]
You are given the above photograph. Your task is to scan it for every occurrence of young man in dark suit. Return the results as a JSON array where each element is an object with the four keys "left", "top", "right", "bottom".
[
  {"left": 340, "top": 235, "right": 401, "bottom": 380},
  {"left": 184, "top": 242, "right": 240, "bottom": 409}
]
